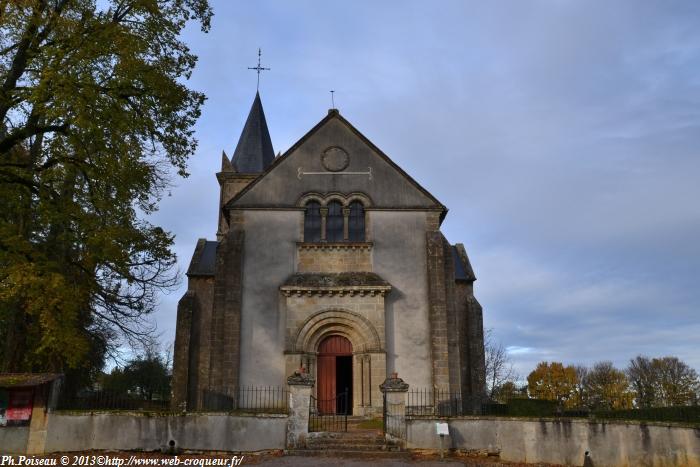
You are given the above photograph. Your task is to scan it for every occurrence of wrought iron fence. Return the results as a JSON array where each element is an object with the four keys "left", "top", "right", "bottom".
[
  {"left": 56, "top": 390, "right": 170, "bottom": 411},
  {"left": 200, "top": 386, "right": 289, "bottom": 414},
  {"left": 57, "top": 382, "right": 289, "bottom": 414},
  {"left": 406, "top": 388, "right": 700, "bottom": 424},
  {"left": 406, "top": 388, "right": 485, "bottom": 418}
]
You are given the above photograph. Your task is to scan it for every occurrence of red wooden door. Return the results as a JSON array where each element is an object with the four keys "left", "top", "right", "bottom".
[{"left": 317, "top": 336, "right": 352, "bottom": 414}]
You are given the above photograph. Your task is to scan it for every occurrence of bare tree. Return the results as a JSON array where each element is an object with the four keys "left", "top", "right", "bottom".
[{"left": 484, "top": 329, "right": 517, "bottom": 400}]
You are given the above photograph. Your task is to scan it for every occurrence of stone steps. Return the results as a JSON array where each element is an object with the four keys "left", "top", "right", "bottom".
[
  {"left": 286, "top": 449, "right": 412, "bottom": 459},
  {"left": 297, "top": 428, "right": 407, "bottom": 458},
  {"left": 306, "top": 443, "right": 400, "bottom": 451},
  {"left": 307, "top": 438, "right": 387, "bottom": 447}
]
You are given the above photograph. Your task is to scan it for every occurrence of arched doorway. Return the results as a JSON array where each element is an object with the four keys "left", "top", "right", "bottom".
[{"left": 317, "top": 335, "right": 353, "bottom": 414}]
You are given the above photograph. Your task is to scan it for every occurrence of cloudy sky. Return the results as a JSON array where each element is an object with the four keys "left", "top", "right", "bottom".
[{"left": 148, "top": 1, "right": 700, "bottom": 378}]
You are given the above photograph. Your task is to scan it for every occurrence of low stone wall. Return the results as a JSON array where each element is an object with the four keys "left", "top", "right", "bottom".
[
  {"left": 0, "top": 427, "right": 30, "bottom": 454},
  {"left": 44, "top": 412, "right": 287, "bottom": 453},
  {"left": 406, "top": 417, "right": 700, "bottom": 467}
]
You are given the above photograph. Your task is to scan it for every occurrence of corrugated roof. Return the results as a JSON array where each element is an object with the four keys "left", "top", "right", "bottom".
[
  {"left": 230, "top": 92, "right": 275, "bottom": 173},
  {"left": 187, "top": 240, "right": 217, "bottom": 276},
  {"left": 0, "top": 373, "right": 62, "bottom": 388}
]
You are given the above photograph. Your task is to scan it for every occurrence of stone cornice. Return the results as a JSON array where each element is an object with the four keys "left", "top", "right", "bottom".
[
  {"left": 215, "top": 172, "right": 259, "bottom": 184},
  {"left": 280, "top": 286, "right": 390, "bottom": 298}
]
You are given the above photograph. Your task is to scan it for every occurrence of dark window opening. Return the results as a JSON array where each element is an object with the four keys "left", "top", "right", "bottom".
[
  {"left": 326, "top": 201, "right": 344, "bottom": 242},
  {"left": 304, "top": 201, "right": 321, "bottom": 242},
  {"left": 348, "top": 201, "right": 365, "bottom": 241}
]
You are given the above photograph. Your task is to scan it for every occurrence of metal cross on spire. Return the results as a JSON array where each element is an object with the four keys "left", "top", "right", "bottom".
[{"left": 248, "top": 48, "right": 270, "bottom": 91}]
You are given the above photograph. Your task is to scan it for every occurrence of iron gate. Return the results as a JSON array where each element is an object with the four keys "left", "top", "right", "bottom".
[{"left": 309, "top": 389, "right": 349, "bottom": 432}]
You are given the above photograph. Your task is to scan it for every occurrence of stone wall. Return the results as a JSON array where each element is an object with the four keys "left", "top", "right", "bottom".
[
  {"left": 282, "top": 296, "right": 387, "bottom": 415},
  {"left": 425, "top": 226, "right": 451, "bottom": 391},
  {"left": 453, "top": 243, "right": 486, "bottom": 400},
  {"left": 0, "top": 427, "right": 29, "bottom": 454},
  {"left": 44, "top": 413, "right": 287, "bottom": 453},
  {"left": 238, "top": 210, "right": 298, "bottom": 387},
  {"left": 297, "top": 243, "right": 372, "bottom": 273},
  {"left": 371, "top": 210, "right": 433, "bottom": 389},
  {"left": 172, "top": 276, "right": 216, "bottom": 410},
  {"left": 208, "top": 227, "right": 245, "bottom": 394},
  {"left": 406, "top": 417, "right": 700, "bottom": 467}
]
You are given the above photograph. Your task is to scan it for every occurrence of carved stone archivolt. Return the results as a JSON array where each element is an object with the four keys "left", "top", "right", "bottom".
[{"left": 290, "top": 309, "right": 383, "bottom": 354}]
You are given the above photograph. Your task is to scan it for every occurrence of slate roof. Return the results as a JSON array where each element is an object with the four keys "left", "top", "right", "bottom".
[
  {"left": 0, "top": 373, "right": 62, "bottom": 388},
  {"left": 230, "top": 92, "right": 275, "bottom": 173},
  {"left": 187, "top": 240, "right": 218, "bottom": 277},
  {"left": 452, "top": 245, "right": 476, "bottom": 282}
]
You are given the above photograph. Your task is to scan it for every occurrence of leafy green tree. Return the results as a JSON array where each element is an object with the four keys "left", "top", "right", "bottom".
[
  {"left": 527, "top": 361, "right": 578, "bottom": 407},
  {"left": 101, "top": 348, "right": 171, "bottom": 400},
  {"left": 0, "top": 0, "right": 212, "bottom": 374},
  {"left": 583, "top": 361, "right": 633, "bottom": 410}
]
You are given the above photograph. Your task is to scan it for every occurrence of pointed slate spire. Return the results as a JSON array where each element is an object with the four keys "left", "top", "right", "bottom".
[
  {"left": 230, "top": 92, "right": 275, "bottom": 173},
  {"left": 221, "top": 150, "right": 234, "bottom": 172}
]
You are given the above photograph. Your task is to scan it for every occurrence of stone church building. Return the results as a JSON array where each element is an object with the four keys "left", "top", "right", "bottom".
[{"left": 172, "top": 92, "right": 486, "bottom": 415}]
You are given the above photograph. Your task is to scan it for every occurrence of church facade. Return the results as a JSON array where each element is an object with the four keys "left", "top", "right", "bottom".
[{"left": 172, "top": 93, "right": 486, "bottom": 415}]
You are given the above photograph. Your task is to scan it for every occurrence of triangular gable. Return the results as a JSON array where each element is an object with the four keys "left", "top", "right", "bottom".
[{"left": 226, "top": 110, "right": 446, "bottom": 213}]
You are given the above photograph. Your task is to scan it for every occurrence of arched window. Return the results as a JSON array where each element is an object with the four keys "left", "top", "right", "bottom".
[
  {"left": 348, "top": 201, "right": 365, "bottom": 241},
  {"left": 304, "top": 201, "right": 321, "bottom": 242},
  {"left": 326, "top": 201, "right": 344, "bottom": 242}
]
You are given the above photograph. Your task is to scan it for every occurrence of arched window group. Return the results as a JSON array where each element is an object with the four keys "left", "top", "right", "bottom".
[
  {"left": 304, "top": 201, "right": 322, "bottom": 242},
  {"left": 304, "top": 199, "right": 366, "bottom": 242},
  {"left": 326, "top": 201, "right": 344, "bottom": 242}
]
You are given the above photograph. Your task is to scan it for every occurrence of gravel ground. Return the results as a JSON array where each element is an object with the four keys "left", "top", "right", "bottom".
[
  {"left": 29, "top": 451, "right": 563, "bottom": 467},
  {"left": 257, "top": 454, "right": 560, "bottom": 466}
]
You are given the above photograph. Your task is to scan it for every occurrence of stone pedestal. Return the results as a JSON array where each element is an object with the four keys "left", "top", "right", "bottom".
[
  {"left": 380, "top": 372, "right": 409, "bottom": 442},
  {"left": 286, "top": 370, "right": 315, "bottom": 449}
]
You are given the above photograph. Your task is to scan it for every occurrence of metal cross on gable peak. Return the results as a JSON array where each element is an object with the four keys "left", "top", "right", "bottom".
[{"left": 248, "top": 48, "right": 270, "bottom": 91}]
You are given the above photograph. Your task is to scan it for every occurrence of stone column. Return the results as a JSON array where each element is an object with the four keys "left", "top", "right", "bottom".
[
  {"left": 286, "top": 370, "right": 315, "bottom": 449},
  {"left": 342, "top": 207, "right": 351, "bottom": 240},
  {"left": 320, "top": 207, "right": 328, "bottom": 241},
  {"left": 380, "top": 372, "right": 409, "bottom": 442}
]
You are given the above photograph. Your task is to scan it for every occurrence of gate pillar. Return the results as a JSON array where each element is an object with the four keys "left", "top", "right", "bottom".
[
  {"left": 380, "top": 372, "right": 409, "bottom": 442},
  {"left": 287, "top": 369, "right": 315, "bottom": 449}
]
